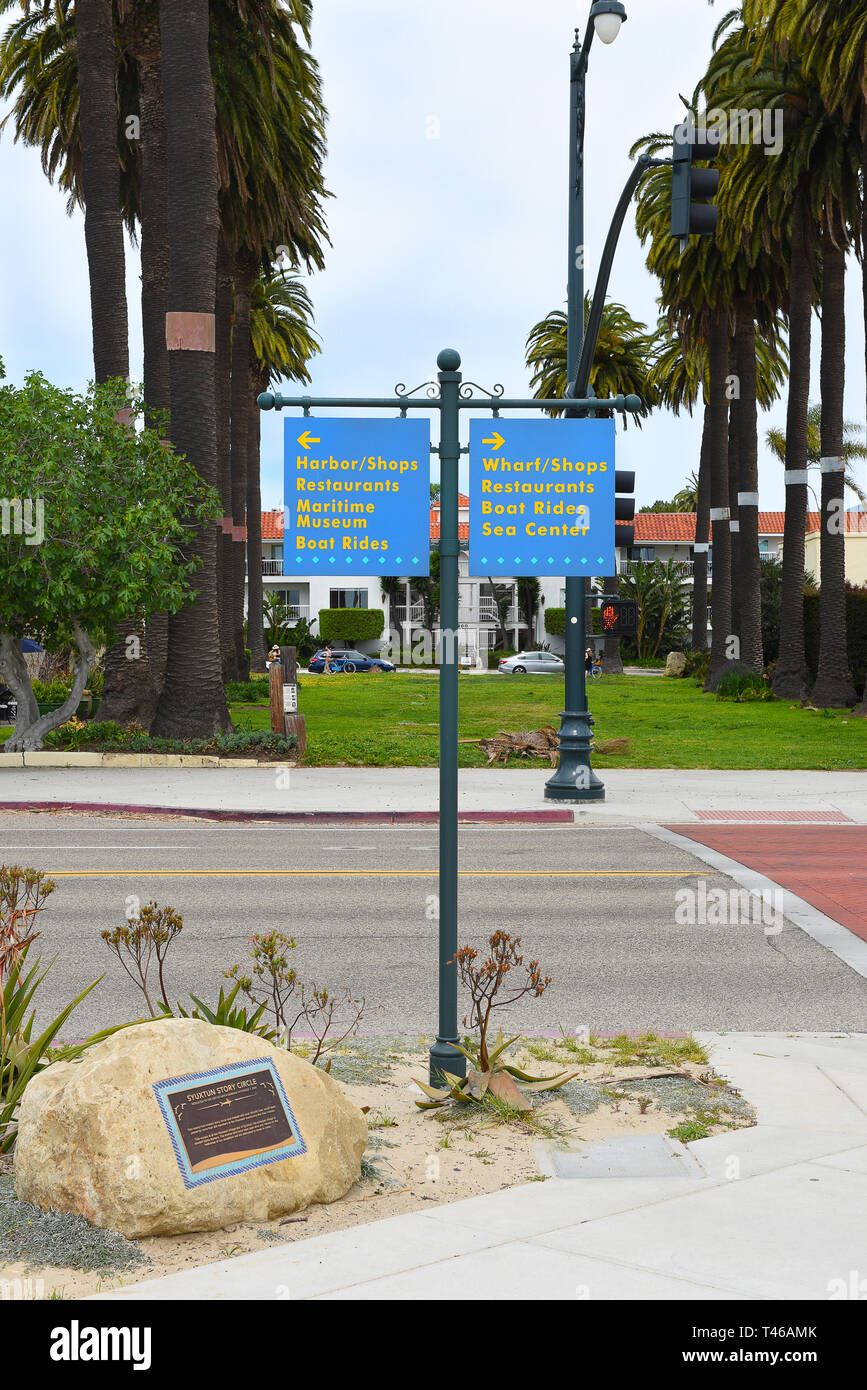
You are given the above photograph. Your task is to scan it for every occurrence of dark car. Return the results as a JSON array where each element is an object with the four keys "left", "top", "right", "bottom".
[{"left": 308, "top": 649, "right": 396, "bottom": 674}]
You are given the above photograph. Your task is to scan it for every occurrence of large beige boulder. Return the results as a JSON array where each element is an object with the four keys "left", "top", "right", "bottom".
[
  {"left": 664, "top": 651, "right": 687, "bottom": 678},
  {"left": 14, "top": 1019, "right": 367, "bottom": 1238}
]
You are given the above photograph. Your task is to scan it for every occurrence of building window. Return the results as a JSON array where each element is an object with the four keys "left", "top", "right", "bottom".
[
  {"left": 329, "top": 589, "right": 368, "bottom": 610},
  {"left": 637, "top": 547, "right": 655, "bottom": 563}
]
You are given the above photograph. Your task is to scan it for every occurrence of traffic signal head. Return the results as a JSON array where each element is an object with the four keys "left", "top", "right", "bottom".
[
  {"left": 600, "top": 598, "right": 638, "bottom": 637},
  {"left": 671, "top": 120, "right": 720, "bottom": 247},
  {"left": 614, "top": 469, "right": 635, "bottom": 550}
]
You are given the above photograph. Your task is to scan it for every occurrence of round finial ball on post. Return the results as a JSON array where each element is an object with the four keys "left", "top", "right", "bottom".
[
  {"left": 437, "top": 348, "right": 461, "bottom": 372},
  {"left": 257, "top": 391, "right": 275, "bottom": 411}
]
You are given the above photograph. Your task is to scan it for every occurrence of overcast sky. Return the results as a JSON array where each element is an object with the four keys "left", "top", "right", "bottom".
[{"left": 1, "top": 0, "right": 865, "bottom": 514}]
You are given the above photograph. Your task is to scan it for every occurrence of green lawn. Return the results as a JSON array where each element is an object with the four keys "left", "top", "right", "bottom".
[{"left": 229, "top": 673, "right": 867, "bottom": 770}]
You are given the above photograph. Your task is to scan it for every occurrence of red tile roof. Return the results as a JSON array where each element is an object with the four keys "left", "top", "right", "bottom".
[
  {"left": 262, "top": 509, "right": 283, "bottom": 541},
  {"left": 630, "top": 512, "right": 787, "bottom": 542}
]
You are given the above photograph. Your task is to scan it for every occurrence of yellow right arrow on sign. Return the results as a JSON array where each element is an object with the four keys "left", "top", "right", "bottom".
[{"left": 482, "top": 430, "right": 505, "bottom": 451}]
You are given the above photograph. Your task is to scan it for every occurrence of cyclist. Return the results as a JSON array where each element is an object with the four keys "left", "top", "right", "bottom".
[{"left": 585, "top": 646, "right": 594, "bottom": 674}]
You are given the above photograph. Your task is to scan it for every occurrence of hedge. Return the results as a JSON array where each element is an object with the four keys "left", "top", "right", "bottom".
[
  {"left": 544, "top": 606, "right": 603, "bottom": 637},
  {"left": 318, "top": 608, "right": 385, "bottom": 643},
  {"left": 804, "top": 590, "right": 867, "bottom": 698},
  {"left": 544, "top": 607, "right": 565, "bottom": 637}
]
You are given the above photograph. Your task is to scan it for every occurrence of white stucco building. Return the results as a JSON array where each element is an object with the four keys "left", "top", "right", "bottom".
[{"left": 247, "top": 505, "right": 867, "bottom": 659}]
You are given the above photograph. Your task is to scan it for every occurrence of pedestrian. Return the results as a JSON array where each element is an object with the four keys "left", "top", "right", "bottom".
[
  {"left": 585, "top": 646, "right": 594, "bottom": 674},
  {"left": 324, "top": 643, "right": 333, "bottom": 674}
]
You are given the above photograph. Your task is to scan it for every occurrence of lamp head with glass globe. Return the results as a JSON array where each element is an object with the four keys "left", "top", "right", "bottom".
[{"left": 589, "top": 0, "right": 627, "bottom": 45}]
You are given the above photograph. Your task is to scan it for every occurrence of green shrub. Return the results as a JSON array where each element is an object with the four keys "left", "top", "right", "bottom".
[
  {"left": 715, "top": 672, "right": 775, "bottom": 701},
  {"left": 804, "top": 589, "right": 867, "bottom": 699},
  {"left": 318, "top": 609, "right": 384, "bottom": 643},
  {"left": 31, "top": 677, "right": 73, "bottom": 704},
  {"left": 226, "top": 678, "right": 270, "bottom": 704},
  {"left": 45, "top": 722, "right": 297, "bottom": 757},
  {"left": 488, "top": 649, "right": 517, "bottom": 669},
  {"left": 682, "top": 649, "right": 710, "bottom": 682},
  {"left": 544, "top": 607, "right": 565, "bottom": 637}
]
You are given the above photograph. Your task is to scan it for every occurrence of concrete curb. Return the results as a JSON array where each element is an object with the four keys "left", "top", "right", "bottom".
[
  {"left": 0, "top": 800, "right": 575, "bottom": 825},
  {"left": 0, "top": 752, "right": 275, "bottom": 768}
]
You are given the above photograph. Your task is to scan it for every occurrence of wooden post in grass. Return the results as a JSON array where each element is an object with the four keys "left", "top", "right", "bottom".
[
  {"left": 279, "top": 644, "right": 306, "bottom": 756},
  {"left": 269, "top": 658, "right": 284, "bottom": 734}
]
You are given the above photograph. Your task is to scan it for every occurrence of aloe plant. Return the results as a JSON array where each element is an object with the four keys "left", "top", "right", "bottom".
[
  {"left": 162, "top": 981, "right": 278, "bottom": 1040},
  {"left": 0, "top": 946, "right": 112, "bottom": 1152},
  {"left": 413, "top": 1029, "right": 577, "bottom": 1113}
]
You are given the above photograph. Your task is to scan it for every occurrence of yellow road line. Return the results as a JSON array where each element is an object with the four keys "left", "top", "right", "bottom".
[{"left": 46, "top": 868, "right": 713, "bottom": 879}]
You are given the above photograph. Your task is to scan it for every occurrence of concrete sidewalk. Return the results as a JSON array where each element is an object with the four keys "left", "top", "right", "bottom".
[
  {"left": 0, "top": 767, "right": 864, "bottom": 823},
  {"left": 98, "top": 1032, "right": 867, "bottom": 1301}
]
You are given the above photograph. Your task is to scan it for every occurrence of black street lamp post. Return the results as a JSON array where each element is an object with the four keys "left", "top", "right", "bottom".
[{"left": 545, "top": 0, "right": 627, "bottom": 804}]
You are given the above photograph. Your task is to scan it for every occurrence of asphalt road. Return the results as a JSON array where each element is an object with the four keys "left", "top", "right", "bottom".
[{"left": 1, "top": 814, "right": 864, "bottom": 1037}]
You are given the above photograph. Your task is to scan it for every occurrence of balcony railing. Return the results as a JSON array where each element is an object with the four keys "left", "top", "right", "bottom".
[
  {"left": 271, "top": 604, "right": 309, "bottom": 622},
  {"left": 477, "top": 598, "right": 521, "bottom": 624},
  {"left": 616, "top": 560, "right": 712, "bottom": 577},
  {"left": 392, "top": 603, "right": 425, "bottom": 625},
  {"left": 262, "top": 559, "right": 284, "bottom": 575}
]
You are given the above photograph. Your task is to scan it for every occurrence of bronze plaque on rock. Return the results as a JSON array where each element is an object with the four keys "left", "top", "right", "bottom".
[{"left": 153, "top": 1059, "right": 306, "bottom": 1188}]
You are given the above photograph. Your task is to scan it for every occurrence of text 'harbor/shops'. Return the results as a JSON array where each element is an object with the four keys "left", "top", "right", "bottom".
[{"left": 284, "top": 417, "right": 431, "bottom": 575}]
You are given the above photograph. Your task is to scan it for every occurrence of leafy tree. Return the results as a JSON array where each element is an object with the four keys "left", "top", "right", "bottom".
[
  {"left": 0, "top": 374, "right": 220, "bottom": 750},
  {"left": 617, "top": 559, "right": 690, "bottom": 661}
]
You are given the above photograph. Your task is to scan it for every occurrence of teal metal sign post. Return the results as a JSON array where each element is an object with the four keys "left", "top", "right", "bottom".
[{"left": 259, "top": 354, "right": 639, "bottom": 1086}]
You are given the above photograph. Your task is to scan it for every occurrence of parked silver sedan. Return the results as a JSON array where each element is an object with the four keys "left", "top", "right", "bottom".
[{"left": 498, "top": 651, "right": 565, "bottom": 675}]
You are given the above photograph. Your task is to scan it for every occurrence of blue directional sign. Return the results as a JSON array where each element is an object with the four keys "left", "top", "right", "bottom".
[
  {"left": 468, "top": 418, "right": 616, "bottom": 577},
  {"left": 284, "top": 418, "right": 430, "bottom": 575}
]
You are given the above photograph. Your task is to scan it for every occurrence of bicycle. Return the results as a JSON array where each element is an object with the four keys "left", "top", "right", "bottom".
[
  {"left": 326, "top": 658, "right": 356, "bottom": 674},
  {"left": 588, "top": 662, "right": 603, "bottom": 679}
]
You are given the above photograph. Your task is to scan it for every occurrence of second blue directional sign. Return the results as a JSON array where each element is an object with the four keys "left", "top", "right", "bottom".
[
  {"left": 284, "top": 418, "right": 430, "bottom": 575},
  {"left": 468, "top": 417, "right": 616, "bottom": 577}
]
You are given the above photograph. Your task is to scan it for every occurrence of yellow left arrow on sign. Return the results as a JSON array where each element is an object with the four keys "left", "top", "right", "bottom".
[
  {"left": 297, "top": 430, "right": 321, "bottom": 449},
  {"left": 482, "top": 430, "right": 505, "bottom": 451}
]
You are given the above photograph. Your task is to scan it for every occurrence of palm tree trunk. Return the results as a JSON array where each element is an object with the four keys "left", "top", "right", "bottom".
[
  {"left": 76, "top": 0, "right": 129, "bottom": 386},
  {"left": 216, "top": 231, "right": 235, "bottom": 682},
  {"left": 691, "top": 400, "right": 711, "bottom": 651},
  {"left": 812, "top": 230, "right": 856, "bottom": 707},
  {"left": 773, "top": 196, "right": 813, "bottom": 701},
  {"left": 247, "top": 365, "right": 268, "bottom": 672},
  {"left": 230, "top": 247, "right": 258, "bottom": 682},
  {"left": 727, "top": 357, "right": 741, "bottom": 647},
  {"left": 137, "top": 26, "right": 170, "bottom": 711},
  {"left": 735, "top": 302, "right": 763, "bottom": 672},
  {"left": 77, "top": 0, "right": 158, "bottom": 727},
  {"left": 705, "top": 305, "right": 732, "bottom": 688},
  {"left": 151, "top": 0, "right": 230, "bottom": 737}
]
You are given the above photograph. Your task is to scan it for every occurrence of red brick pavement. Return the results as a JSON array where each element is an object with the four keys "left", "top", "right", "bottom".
[{"left": 667, "top": 824, "right": 867, "bottom": 944}]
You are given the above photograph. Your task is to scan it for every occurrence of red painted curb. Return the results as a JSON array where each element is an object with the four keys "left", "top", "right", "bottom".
[{"left": 0, "top": 800, "right": 574, "bottom": 825}]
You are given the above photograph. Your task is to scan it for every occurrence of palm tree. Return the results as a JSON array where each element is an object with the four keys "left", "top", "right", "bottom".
[
  {"left": 248, "top": 268, "right": 320, "bottom": 671},
  {"left": 526, "top": 295, "right": 658, "bottom": 421},
  {"left": 1, "top": 0, "right": 328, "bottom": 717},
  {"left": 150, "top": 0, "right": 229, "bottom": 737},
  {"left": 731, "top": 0, "right": 861, "bottom": 699},
  {"left": 526, "top": 295, "right": 658, "bottom": 675},
  {"left": 630, "top": 126, "right": 785, "bottom": 686},
  {"left": 214, "top": 0, "right": 328, "bottom": 680},
  {"left": 766, "top": 407, "right": 867, "bottom": 501}
]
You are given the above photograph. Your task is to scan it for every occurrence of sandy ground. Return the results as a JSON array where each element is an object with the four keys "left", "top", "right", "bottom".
[{"left": 0, "top": 1037, "right": 754, "bottom": 1300}]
